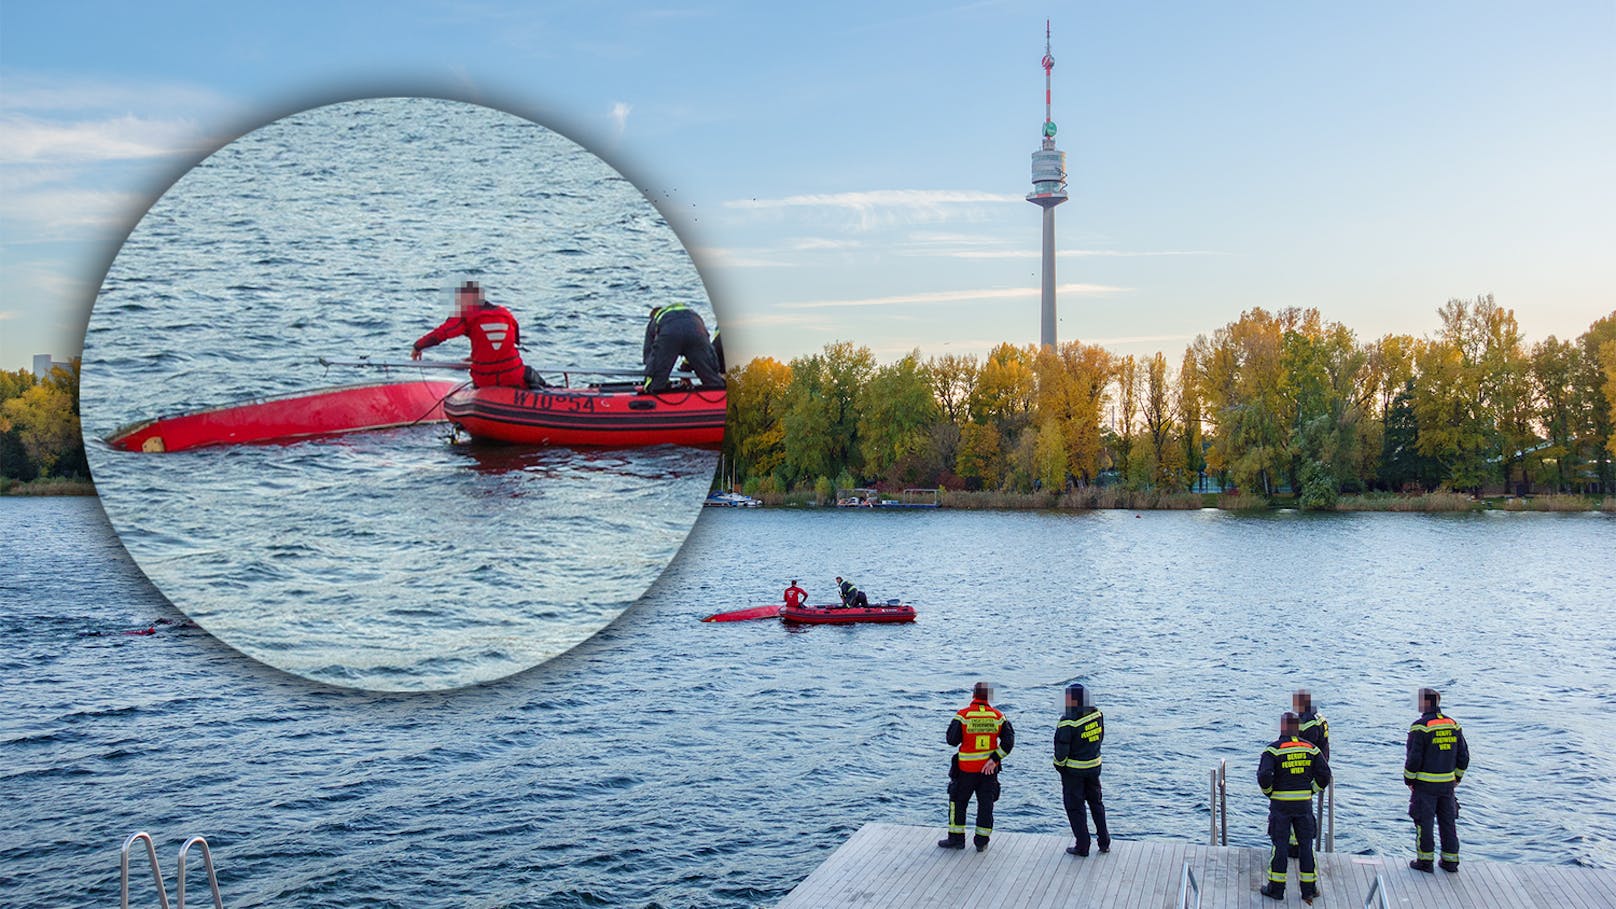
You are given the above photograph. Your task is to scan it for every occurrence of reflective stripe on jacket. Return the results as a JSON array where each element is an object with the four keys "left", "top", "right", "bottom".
[
  {"left": 949, "top": 700, "right": 1011, "bottom": 772},
  {"left": 1053, "top": 708, "right": 1103, "bottom": 772},
  {"left": 1258, "top": 737, "right": 1330, "bottom": 802},
  {"left": 1405, "top": 712, "right": 1469, "bottom": 785}
]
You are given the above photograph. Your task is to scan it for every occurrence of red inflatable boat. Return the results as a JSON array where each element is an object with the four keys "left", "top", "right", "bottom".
[
  {"left": 779, "top": 603, "right": 917, "bottom": 625},
  {"left": 442, "top": 384, "right": 725, "bottom": 447},
  {"left": 105, "top": 380, "right": 459, "bottom": 452}
]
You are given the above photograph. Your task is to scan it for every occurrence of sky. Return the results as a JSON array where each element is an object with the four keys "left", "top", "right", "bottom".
[{"left": 2, "top": 1, "right": 1612, "bottom": 371}]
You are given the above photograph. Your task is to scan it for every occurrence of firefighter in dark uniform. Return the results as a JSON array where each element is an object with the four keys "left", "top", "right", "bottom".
[
  {"left": 1288, "top": 689, "right": 1330, "bottom": 856},
  {"left": 834, "top": 577, "right": 867, "bottom": 609},
  {"left": 940, "top": 681, "right": 1015, "bottom": 853},
  {"left": 1258, "top": 711, "right": 1330, "bottom": 903},
  {"left": 1053, "top": 682, "right": 1110, "bottom": 857},
  {"left": 1405, "top": 687, "right": 1469, "bottom": 873},
  {"left": 642, "top": 303, "right": 724, "bottom": 392}
]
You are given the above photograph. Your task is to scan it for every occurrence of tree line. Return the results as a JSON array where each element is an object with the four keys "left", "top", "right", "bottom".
[
  {"left": 1, "top": 361, "right": 88, "bottom": 485},
  {"left": 722, "top": 298, "right": 1616, "bottom": 505}
]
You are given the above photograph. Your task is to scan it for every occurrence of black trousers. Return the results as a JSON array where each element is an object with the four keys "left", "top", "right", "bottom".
[
  {"left": 1409, "top": 783, "right": 1460, "bottom": 864},
  {"left": 1266, "top": 805, "right": 1318, "bottom": 894},
  {"left": 843, "top": 591, "right": 868, "bottom": 608},
  {"left": 946, "top": 771, "right": 999, "bottom": 843},
  {"left": 1060, "top": 770, "right": 1109, "bottom": 854},
  {"left": 645, "top": 315, "right": 724, "bottom": 391}
]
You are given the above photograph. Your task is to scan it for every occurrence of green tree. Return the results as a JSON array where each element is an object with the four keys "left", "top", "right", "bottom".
[
  {"left": 858, "top": 351, "right": 941, "bottom": 485},
  {"left": 781, "top": 341, "right": 874, "bottom": 487},
  {"left": 955, "top": 422, "right": 1004, "bottom": 490}
]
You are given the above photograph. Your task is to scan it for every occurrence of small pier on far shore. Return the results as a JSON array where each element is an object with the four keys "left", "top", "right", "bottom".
[{"left": 774, "top": 823, "right": 1616, "bottom": 908}]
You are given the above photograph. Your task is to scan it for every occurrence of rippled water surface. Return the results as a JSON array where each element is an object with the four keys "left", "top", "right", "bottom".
[
  {"left": 5, "top": 500, "right": 1613, "bottom": 908},
  {"left": 77, "top": 98, "right": 717, "bottom": 689}
]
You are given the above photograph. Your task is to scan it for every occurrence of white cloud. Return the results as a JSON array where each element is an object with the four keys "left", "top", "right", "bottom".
[
  {"left": 790, "top": 237, "right": 862, "bottom": 251},
  {"left": 692, "top": 246, "right": 793, "bottom": 269},
  {"left": 0, "top": 114, "right": 212, "bottom": 164},
  {"left": 3, "top": 187, "right": 149, "bottom": 236},
  {"left": 779, "top": 282, "right": 1127, "bottom": 309},
  {"left": 609, "top": 101, "right": 632, "bottom": 139},
  {"left": 0, "top": 74, "right": 235, "bottom": 116},
  {"left": 725, "top": 189, "right": 1023, "bottom": 230}
]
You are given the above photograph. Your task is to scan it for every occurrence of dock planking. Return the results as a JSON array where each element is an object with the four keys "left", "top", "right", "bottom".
[{"left": 774, "top": 823, "right": 1616, "bottom": 908}]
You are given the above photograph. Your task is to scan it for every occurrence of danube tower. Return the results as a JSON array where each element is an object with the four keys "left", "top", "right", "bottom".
[{"left": 1027, "top": 20, "right": 1069, "bottom": 349}]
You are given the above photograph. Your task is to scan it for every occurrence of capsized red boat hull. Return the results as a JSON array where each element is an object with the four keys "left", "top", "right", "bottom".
[
  {"left": 105, "top": 380, "right": 460, "bottom": 453},
  {"left": 780, "top": 603, "right": 917, "bottom": 624},
  {"left": 443, "top": 385, "right": 725, "bottom": 447}
]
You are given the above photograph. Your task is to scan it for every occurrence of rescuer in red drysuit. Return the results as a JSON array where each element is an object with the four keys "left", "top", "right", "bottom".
[
  {"left": 411, "top": 281, "right": 541, "bottom": 389},
  {"left": 783, "top": 580, "right": 807, "bottom": 609}
]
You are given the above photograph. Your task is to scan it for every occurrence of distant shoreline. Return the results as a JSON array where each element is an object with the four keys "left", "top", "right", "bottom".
[
  {"left": 0, "top": 478, "right": 96, "bottom": 497},
  {"left": 736, "top": 490, "right": 1616, "bottom": 513}
]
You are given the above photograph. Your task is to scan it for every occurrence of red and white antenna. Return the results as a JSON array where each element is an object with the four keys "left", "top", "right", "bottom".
[{"left": 1042, "top": 19, "right": 1055, "bottom": 128}]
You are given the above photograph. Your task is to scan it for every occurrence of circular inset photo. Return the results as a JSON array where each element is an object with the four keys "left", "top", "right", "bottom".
[{"left": 80, "top": 97, "right": 726, "bottom": 691}]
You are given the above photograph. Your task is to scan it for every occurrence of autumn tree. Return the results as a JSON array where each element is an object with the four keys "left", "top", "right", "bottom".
[{"left": 723, "top": 357, "right": 793, "bottom": 486}]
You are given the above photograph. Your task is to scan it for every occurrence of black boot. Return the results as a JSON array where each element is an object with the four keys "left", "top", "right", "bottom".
[
  {"left": 1260, "top": 882, "right": 1285, "bottom": 900},
  {"left": 974, "top": 836, "right": 990, "bottom": 853},
  {"left": 937, "top": 834, "right": 965, "bottom": 850},
  {"left": 1439, "top": 859, "right": 1459, "bottom": 873},
  {"left": 1409, "top": 858, "right": 1434, "bottom": 873},
  {"left": 1301, "top": 885, "right": 1319, "bottom": 904},
  {"left": 1065, "top": 844, "right": 1088, "bottom": 857}
]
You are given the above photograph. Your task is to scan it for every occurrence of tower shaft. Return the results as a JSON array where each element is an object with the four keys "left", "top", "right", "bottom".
[{"left": 1026, "top": 20, "right": 1069, "bottom": 350}]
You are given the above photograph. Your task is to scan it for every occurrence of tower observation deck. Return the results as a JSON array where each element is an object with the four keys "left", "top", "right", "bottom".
[{"left": 1027, "top": 20, "right": 1068, "bottom": 349}]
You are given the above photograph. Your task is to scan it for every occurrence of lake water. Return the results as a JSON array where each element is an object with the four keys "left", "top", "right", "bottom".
[
  {"left": 4, "top": 498, "right": 1613, "bottom": 908},
  {"left": 76, "top": 97, "right": 718, "bottom": 690}
]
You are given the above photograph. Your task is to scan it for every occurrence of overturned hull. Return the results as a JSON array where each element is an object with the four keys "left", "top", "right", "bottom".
[{"left": 106, "top": 380, "right": 461, "bottom": 453}]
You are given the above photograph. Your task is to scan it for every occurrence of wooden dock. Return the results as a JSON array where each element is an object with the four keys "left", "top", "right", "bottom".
[{"left": 774, "top": 823, "right": 1616, "bottom": 908}]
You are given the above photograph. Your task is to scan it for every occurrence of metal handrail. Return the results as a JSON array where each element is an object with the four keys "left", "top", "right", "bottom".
[
  {"left": 120, "top": 832, "right": 173, "bottom": 909},
  {"left": 1362, "top": 873, "right": 1390, "bottom": 909},
  {"left": 1320, "top": 777, "right": 1335, "bottom": 852},
  {"left": 177, "top": 836, "right": 224, "bottom": 909},
  {"left": 1208, "top": 759, "right": 1228, "bottom": 846},
  {"left": 1177, "top": 862, "right": 1202, "bottom": 909}
]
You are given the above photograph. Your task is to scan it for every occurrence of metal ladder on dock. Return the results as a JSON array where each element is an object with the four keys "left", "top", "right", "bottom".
[
  {"left": 1206, "top": 760, "right": 1392, "bottom": 909},
  {"left": 120, "top": 832, "right": 224, "bottom": 909},
  {"left": 1208, "top": 758, "right": 1335, "bottom": 850}
]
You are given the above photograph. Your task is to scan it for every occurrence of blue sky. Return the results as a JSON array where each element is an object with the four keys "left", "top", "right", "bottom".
[{"left": 3, "top": 1, "right": 1612, "bottom": 370}]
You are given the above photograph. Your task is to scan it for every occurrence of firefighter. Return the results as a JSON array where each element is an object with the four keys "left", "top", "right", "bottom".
[
  {"left": 411, "top": 281, "right": 542, "bottom": 389},
  {"left": 782, "top": 580, "right": 807, "bottom": 609},
  {"left": 940, "top": 681, "right": 1015, "bottom": 852},
  {"left": 642, "top": 303, "right": 724, "bottom": 393},
  {"left": 1405, "top": 687, "right": 1469, "bottom": 873},
  {"left": 834, "top": 577, "right": 868, "bottom": 609},
  {"left": 1053, "top": 682, "right": 1110, "bottom": 857},
  {"left": 1288, "top": 689, "right": 1330, "bottom": 856},
  {"left": 1258, "top": 711, "right": 1330, "bottom": 903}
]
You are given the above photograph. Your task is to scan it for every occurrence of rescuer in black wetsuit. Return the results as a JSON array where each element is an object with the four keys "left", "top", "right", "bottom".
[
  {"left": 1053, "top": 682, "right": 1110, "bottom": 857},
  {"left": 1288, "top": 689, "right": 1330, "bottom": 856},
  {"left": 834, "top": 577, "right": 868, "bottom": 609},
  {"left": 940, "top": 681, "right": 1015, "bottom": 852},
  {"left": 642, "top": 303, "right": 724, "bottom": 393},
  {"left": 1405, "top": 687, "right": 1470, "bottom": 873},
  {"left": 1258, "top": 711, "right": 1330, "bottom": 903}
]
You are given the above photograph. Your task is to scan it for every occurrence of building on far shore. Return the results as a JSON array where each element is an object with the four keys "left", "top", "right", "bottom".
[{"left": 32, "top": 354, "right": 70, "bottom": 379}]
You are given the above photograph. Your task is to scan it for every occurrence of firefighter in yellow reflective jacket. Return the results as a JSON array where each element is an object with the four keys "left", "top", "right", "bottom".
[
  {"left": 1053, "top": 682, "right": 1110, "bottom": 857},
  {"left": 1405, "top": 687, "right": 1470, "bottom": 873},
  {"left": 939, "top": 681, "right": 1015, "bottom": 853},
  {"left": 1258, "top": 712, "right": 1331, "bottom": 903}
]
